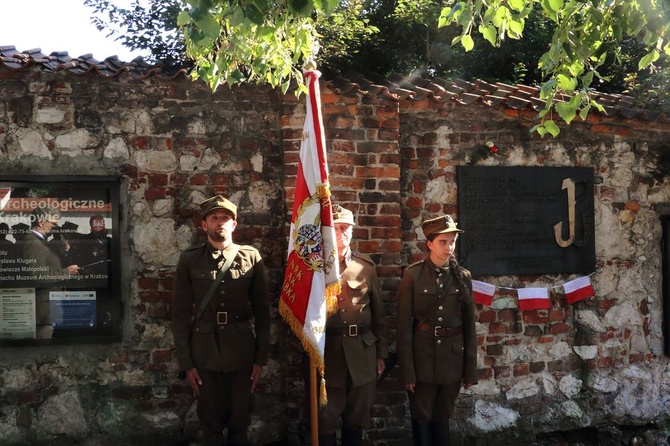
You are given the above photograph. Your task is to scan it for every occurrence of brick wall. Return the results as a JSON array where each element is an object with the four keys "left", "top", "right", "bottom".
[{"left": 1, "top": 65, "right": 670, "bottom": 445}]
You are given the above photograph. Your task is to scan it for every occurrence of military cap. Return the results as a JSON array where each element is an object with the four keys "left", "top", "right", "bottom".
[
  {"left": 199, "top": 195, "right": 237, "bottom": 220},
  {"left": 421, "top": 214, "right": 463, "bottom": 238},
  {"left": 332, "top": 204, "right": 355, "bottom": 225}
]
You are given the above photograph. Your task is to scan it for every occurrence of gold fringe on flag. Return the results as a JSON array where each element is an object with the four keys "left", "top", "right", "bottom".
[
  {"left": 279, "top": 300, "right": 329, "bottom": 406},
  {"left": 320, "top": 373, "right": 327, "bottom": 406}
]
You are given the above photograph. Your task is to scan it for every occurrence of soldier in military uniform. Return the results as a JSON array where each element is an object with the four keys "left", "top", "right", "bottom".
[
  {"left": 318, "top": 204, "right": 389, "bottom": 446},
  {"left": 172, "top": 195, "right": 271, "bottom": 446},
  {"left": 396, "top": 215, "right": 478, "bottom": 446}
]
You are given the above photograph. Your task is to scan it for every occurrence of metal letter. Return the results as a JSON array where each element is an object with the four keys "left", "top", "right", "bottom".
[{"left": 554, "top": 178, "right": 576, "bottom": 247}]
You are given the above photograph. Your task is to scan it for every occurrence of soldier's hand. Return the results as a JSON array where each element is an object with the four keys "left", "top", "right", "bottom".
[
  {"left": 186, "top": 368, "right": 202, "bottom": 396},
  {"left": 376, "top": 358, "right": 386, "bottom": 377},
  {"left": 405, "top": 382, "right": 415, "bottom": 393},
  {"left": 250, "top": 363, "right": 263, "bottom": 393}
]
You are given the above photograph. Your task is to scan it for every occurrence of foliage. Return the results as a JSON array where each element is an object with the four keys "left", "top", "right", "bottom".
[
  {"left": 178, "top": 0, "right": 339, "bottom": 93},
  {"left": 438, "top": 0, "right": 670, "bottom": 136},
  {"left": 625, "top": 64, "right": 670, "bottom": 115},
  {"left": 84, "top": 0, "right": 186, "bottom": 67},
  {"left": 87, "top": 0, "right": 670, "bottom": 135},
  {"left": 314, "top": 2, "right": 380, "bottom": 76}
]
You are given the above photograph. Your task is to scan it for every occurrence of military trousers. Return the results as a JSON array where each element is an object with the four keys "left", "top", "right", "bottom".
[
  {"left": 409, "top": 381, "right": 462, "bottom": 423},
  {"left": 318, "top": 377, "right": 376, "bottom": 434},
  {"left": 197, "top": 367, "right": 253, "bottom": 445}
]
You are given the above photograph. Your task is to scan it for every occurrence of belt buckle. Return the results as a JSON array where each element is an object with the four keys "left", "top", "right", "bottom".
[
  {"left": 434, "top": 326, "right": 442, "bottom": 337},
  {"left": 216, "top": 311, "right": 228, "bottom": 325},
  {"left": 348, "top": 325, "right": 358, "bottom": 336}
]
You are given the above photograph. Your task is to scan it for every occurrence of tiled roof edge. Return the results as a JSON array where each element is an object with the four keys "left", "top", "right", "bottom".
[{"left": 1, "top": 45, "right": 666, "bottom": 123}]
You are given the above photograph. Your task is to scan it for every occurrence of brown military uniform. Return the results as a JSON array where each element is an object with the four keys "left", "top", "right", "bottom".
[
  {"left": 396, "top": 258, "right": 477, "bottom": 422},
  {"left": 172, "top": 241, "right": 270, "bottom": 444},
  {"left": 319, "top": 249, "right": 389, "bottom": 434}
]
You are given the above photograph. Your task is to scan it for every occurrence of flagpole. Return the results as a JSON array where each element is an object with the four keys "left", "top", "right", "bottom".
[
  {"left": 304, "top": 57, "right": 321, "bottom": 446},
  {"left": 310, "top": 358, "right": 319, "bottom": 446}
]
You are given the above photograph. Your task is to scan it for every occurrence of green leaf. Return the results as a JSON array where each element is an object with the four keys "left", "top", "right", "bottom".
[
  {"left": 230, "top": 6, "right": 245, "bottom": 27},
  {"left": 579, "top": 103, "right": 592, "bottom": 121},
  {"left": 289, "top": 0, "right": 313, "bottom": 16},
  {"left": 480, "top": 25, "right": 497, "bottom": 46},
  {"left": 548, "top": 0, "right": 564, "bottom": 13},
  {"left": 532, "top": 124, "right": 547, "bottom": 137},
  {"left": 508, "top": 18, "right": 524, "bottom": 36},
  {"left": 638, "top": 50, "right": 659, "bottom": 70},
  {"left": 244, "top": 4, "right": 264, "bottom": 25},
  {"left": 555, "top": 100, "right": 577, "bottom": 124},
  {"left": 556, "top": 74, "right": 576, "bottom": 92},
  {"left": 544, "top": 120, "right": 560, "bottom": 137},
  {"left": 177, "top": 11, "right": 191, "bottom": 27},
  {"left": 320, "top": 0, "right": 338, "bottom": 16},
  {"left": 462, "top": 34, "right": 475, "bottom": 52},
  {"left": 508, "top": 0, "right": 526, "bottom": 12}
]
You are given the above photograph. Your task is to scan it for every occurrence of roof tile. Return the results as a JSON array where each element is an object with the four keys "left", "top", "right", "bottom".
[{"left": 1, "top": 45, "right": 665, "bottom": 123}]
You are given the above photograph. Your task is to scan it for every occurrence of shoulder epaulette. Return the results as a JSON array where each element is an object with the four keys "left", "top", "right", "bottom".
[
  {"left": 352, "top": 252, "right": 374, "bottom": 265},
  {"left": 237, "top": 244, "right": 258, "bottom": 252},
  {"left": 406, "top": 259, "right": 425, "bottom": 269}
]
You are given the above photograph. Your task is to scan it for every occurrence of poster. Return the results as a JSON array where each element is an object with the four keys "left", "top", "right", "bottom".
[
  {"left": 0, "top": 288, "right": 36, "bottom": 339},
  {"left": 0, "top": 177, "right": 120, "bottom": 343}
]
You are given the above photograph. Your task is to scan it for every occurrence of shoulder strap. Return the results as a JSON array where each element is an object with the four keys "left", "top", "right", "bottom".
[{"left": 194, "top": 244, "right": 240, "bottom": 321}]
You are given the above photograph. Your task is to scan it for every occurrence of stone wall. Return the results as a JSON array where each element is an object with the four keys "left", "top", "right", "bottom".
[{"left": 1, "top": 65, "right": 670, "bottom": 445}]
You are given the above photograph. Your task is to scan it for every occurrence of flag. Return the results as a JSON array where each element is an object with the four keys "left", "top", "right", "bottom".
[
  {"left": 517, "top": 287, "right": 551, "bottom": 310},
  {"left": 472, "top": 280, "right": 496, "bottom": 306},
  {"left": 563, "top": 276, "right": 594, "bottom": 304},
  {"left": 279, "top": 70, "right": 340, "bottom": 403}
]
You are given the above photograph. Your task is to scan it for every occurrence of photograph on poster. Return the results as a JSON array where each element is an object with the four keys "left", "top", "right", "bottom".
[{"left": 0, "top": 178, "right": 120, "bottom": 344}]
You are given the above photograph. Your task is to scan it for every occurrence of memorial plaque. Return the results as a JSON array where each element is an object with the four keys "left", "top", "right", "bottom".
[{"left": 457, "top": 166, "right": 595, "bottom": 276}]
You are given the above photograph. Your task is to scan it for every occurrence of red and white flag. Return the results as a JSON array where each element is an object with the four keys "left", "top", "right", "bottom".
[
  {"left": 563, "top": 276, "right": 595, "bottom": 304},
  {"left": 472, "top": 280, "right": 496, "bottom": 306},
  {"left": 279, "top": 70, "right": 340, "bottom": 401},
  {"left": 517, "top": 287, "right": 551, "bottom": 311}
]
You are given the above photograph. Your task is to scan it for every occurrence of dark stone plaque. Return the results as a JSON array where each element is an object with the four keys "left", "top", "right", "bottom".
[{"left": 457, "top": 166, "right": 595, "bottom": 276}]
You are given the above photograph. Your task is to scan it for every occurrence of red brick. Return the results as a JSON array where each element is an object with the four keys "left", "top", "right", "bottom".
[
  {"left": 513, "top": 363, "right": 529, "bottom": 376},
  {"left": 596, "top": 356, "right": 614, "bottom": 369},
  {"left": 144, "top": 187, "right": 166, "bottom": 201},
  {"left": 548, "top": 323, "right": 571, "bottom": 334},
  {"left": 138, "top": 277, "right": 159, "bottom": 290},
  {"left": 494, "top": 366, "right": 511, "bottom": 378},
  {"left": 488, "top": 322, "right": 507, "bottom": 334},
  {"left": 152, "top": 349, "right": 173, "bottom": 363},
  {"left": 478, "top": 310, "right": 497, "bottom": 323},
  {"left": 498, "top": 309, "right": 517, "bottom": 322}
]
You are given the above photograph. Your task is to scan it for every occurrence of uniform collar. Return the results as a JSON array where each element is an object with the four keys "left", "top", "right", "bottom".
[{"left": 426, "top": 257, "right": 450, "bottom": 272}]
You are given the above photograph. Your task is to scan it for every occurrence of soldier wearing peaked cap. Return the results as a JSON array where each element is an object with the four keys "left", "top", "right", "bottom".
[
  {"left": 396, "top": 214, "right": 477, "bottom": 446},
  {"left": 172, "top": 194, "right": 270, "bottom": 446},
  {"left": 318, "top": 204, "right": 389, "bottom": 446}
]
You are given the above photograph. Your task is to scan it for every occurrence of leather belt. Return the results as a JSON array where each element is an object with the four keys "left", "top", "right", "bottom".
[
  {"left": 416, "top": 322, "right": 462, "bottom": 337},
  {"left": 200, "top": 311, "right": 250, "bottom": 325},
  {"left": 326, "top": 324, "right": 370, "bottom": 337}
]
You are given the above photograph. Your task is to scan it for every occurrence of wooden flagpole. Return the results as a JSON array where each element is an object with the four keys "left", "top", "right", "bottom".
[{"left": 310, "top": 358, "right": 319, "bottom": 446}]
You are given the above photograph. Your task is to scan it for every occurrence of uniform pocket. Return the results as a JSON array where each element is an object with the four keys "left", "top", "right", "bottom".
[
  {"left": 192, "top": 268, "right": 217, "bottom": 281},
  {"left": 362, "top": 331, "right": 378, "bottom": 347}
]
